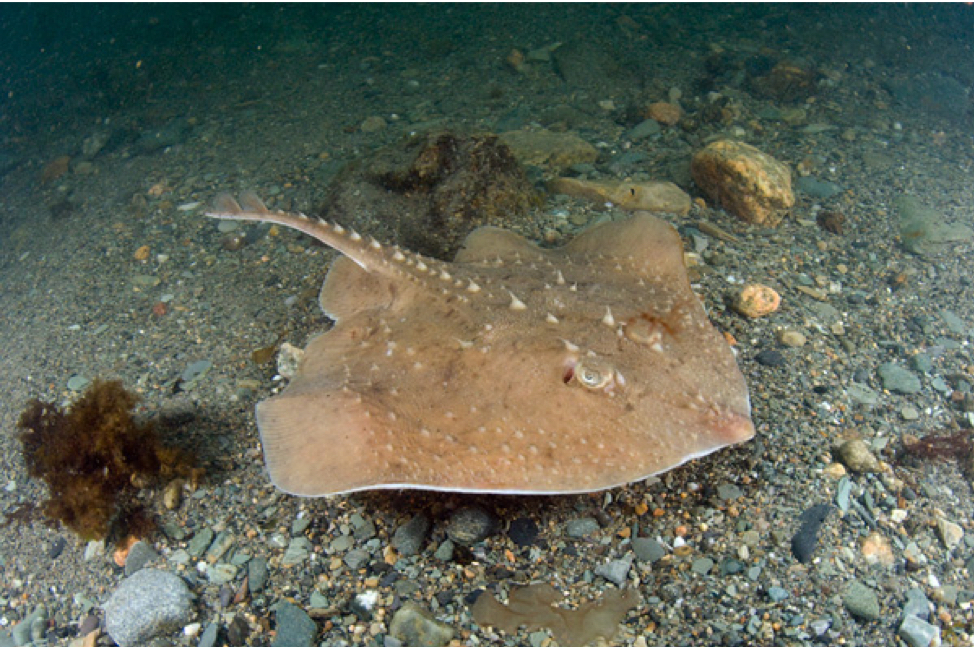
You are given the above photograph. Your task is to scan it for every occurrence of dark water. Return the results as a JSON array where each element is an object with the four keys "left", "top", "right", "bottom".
[{"left": 1, "top": 4, "right": 972, "bottom": 142}]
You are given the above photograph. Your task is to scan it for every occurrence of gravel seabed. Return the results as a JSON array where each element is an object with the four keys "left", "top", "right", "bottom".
[{"left": 1, "top": 5, "right": 973, "bottom": 646}]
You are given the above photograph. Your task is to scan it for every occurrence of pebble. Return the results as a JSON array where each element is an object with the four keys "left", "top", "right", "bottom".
[
  {"left": 388, "top": 602, "right": 453, "bottom": 647},
  {"left": 205, "top": 531, "right": 234, "bottom": 563},
  {"left": 445, "top": 506, "right": 498, "bottom": 546},
  {"left": 860, "top": 531, "right": 895, "bottom": 567},
  {"left": 282, "top": 536, "right": 311, "bottom": 566},
  {"left": 898, "top": 615, "right": 940, "bottom": 647},
  {"left": 104, "top": 569, "right": 196, "bottom": 647},
  {"left": 248, "top": 557, "right": 268, "bottom": 592},
  {"left": 626, "top": 119, "right": 662, "bottom": 141},
  {"left": 595, "top": 554, "right": 633, "bottom": 585},
  {"left": 902, "top": 588, "right": 931, "bottom": 621},
  {"left": 717, "top": 483, "right": 743, "bottom": 500},
  {"left": 754, "top": 349, "right": 786, "bottom": 367},
  {"left": 937, "top": 517, "right": 964, "bottom": 549},
  {"left": 66, "top": 374, "right": 91, "bottom": 392},
  {"left": 690, "top": 557, "right": 714, "bottom": 575},
  {"left": 732, "top": 284, "right": 781, "bottom": 318},
  {"left": 792, "top": 504, "right": 832, "bottom": 563},
  {"left": 842, "top": 581, "right": 881, "bottom": 621},
  {"left": 434, "top": 539, "right": 455, "bottom": 561},
  {"left": 836, "top": 439, "right": 881, "bottom": 473},
  {"left": 198, "top": 622, "right": 219, "bottom": 647},
  {"left": 835, "top": 477, "right": 853, "bottom": 512},
  {"left": 188, "top": 528, "right": 214, "bottom": 558},
  {"left": 631, "top": 537, "right": 666, "bottom": 563},
  {"left": 566, "top": 517, "right": 601, "bottom": 538},
  {"left": 11, "top": 606, "right": 46, "bottom": 645},
  {"left": 877, "top": 362, "right": 922, "bottom": 394},
  {"left": 344, "top": 548, "right": 370, "bottom": 569},
  {"left": 271, "top": 601, "right": 316, "bottom": 647},
  {"left": 206, "top": 563, "right": 238, "bottom": 585},
  {"left": 847, "top": 383, "right": 880, "bottom": 407},
  {"left": 767, "top": 586, "right": 789, "bottom": 602},
  {"left": 180, "top": 359, "right": 213, "bottom": 389},
  {"left": 392, "top": 514, "right": 430, "bottom": 556},
  {"left": 124, "top": 541, "right": 159, "bottom": 576},
  {"left": 777, "top": 329, "right": 806, "bottom": 347},
  {"left": 508, "top": 517, "right": 539, "bottom": 547}
]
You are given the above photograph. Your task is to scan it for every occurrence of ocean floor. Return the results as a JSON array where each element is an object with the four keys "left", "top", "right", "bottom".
[{"left": 1, "top": 4, "right": 974, "bottom": 646}]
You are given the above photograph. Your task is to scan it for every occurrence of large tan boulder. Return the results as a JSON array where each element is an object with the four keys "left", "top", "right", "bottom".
[{"left": 691, "top": 140, "right": 794, "bottom": 226}]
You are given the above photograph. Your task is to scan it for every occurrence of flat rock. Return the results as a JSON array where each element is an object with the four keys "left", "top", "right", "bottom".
[
  {"left": 691, "top": 140, "right": 794, "bottom": 226},
  {"left": 499, "top": 128, "right": 598, "bottom": 170},
  {"left": 547, "top": 177, "right": 691, "bottom": 215},
  {"left": 631, "top": 537, "right": 666, "bottom": 563},
  {"left": 877, "top": 362, "right": 922, "bottom": 394},
  {"left": 842, "top": 581, "right": 881, "bottom": 621},
  {"left": 896, "top": 195, "right": 974, "bottom": 256},
  {"left": 271, "top": 602, "right": 316, "bottom": 647},
  {"left": 103, "top": 569, "right": 195, "bottom": 647}
]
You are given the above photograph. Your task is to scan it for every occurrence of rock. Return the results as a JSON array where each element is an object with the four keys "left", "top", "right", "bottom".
[
  {"left": 888, "top": 73, "right": 970, "bottom": 122},
  {"left": 388, "top": 602, "right": 454, "bottom": 647},
  {"left": 896, "top": 195, "right": 974, "bottom": 256},
  {"left": 690, "top": 557, "right": 714, "bottom": 575},
  {"left": 446, "top": 506, "right": 499, "bottom": 546},
  {"left": 508, "top": 517, "right": 539, "bottom": 547},
  {"left": 777, "top": 329, "right": 806, "bottom": 347},
  {"left": 731, "top": 284, "right": 781, "bottom": 318},
  {"left": 645, "top": 101, "right": 682, "bottom": 126},
  {"left": 546, "top": 177, "right": 690, "bottom": 215},
  {"left": 595, "top": 554, "right": 633, "bottom": 586},
  {"left": 498, "top": 128, "right": 598, "bottom": 170},
  {"left": 282, "top": 536, "right": 311, "bottom": 566},
  {"left": 360, "top": 116, "right": 387, "bottom": 133},
  {"left": 135, "top": 117, "right": 190, "bottom": 154},
  {"left": 40, "top": 155, "right": 71, "bottom": 183},
  {"left": 104, "top": 569, "right": 195, "bottom": 647},
  {"left": 11, "top": 606, "right": 47, "bottom": 645},
  {"left": 691, "top": 140, "right": 794, "bottom": 226},
  {"left": 248, "top": 557, "right": 268, "bottom": 592},
  {"left": 550, "top": 40, "right": 634, "bottom": 92},
  {"left": 188, "top": 528, "right": 214, "bottom": 558},
  {"left": 754, "top": 349, "right": 786, "bottom": 367},
  {"left": 198, "top": 622, "right": 219, "bottom": 647},
  {"left": 565, "top": 517, "right": 600, "bottom": 538},
  {"left": 767, "top": 587, "right": 789, "bottom": 602},
  {"left": 631, "top": 537, "right": 666, "bottom": 563},
  {"left": 717, "top": 484, "right": 743, "bottom": 500},
  {"left": 861, "top": 532, "right": 895, "bottom": 567},
  {"left": 842, "top": 581, "right": 881, "bottom": 621},
  {"left": 847, "top": 383, "right": 880, "bottom": 407},
  {"left": 796, "top": 176, "right": 843, "bottom": 200},
  {"left": 836, "top": 439, "right": 881, "bottom": 473},
  {"left": 898, "top": 614, "right": 941, "bottom": 647},
  {"left": 271, "top": 602, "right": 316, "bottom": 647},
  {"left": 392, "top": 514, "right": 431, "bottom": 556},
  {"left": 877, "top": 362, "right": 922, "bottom": 394},
  {"left": 123, "top": 541, "right": 159, "bottom": 576},
  {"left": 937, "top": 518, "right": 964, "bottom": 549},
  {"left": 626, "top": 119, "right": 662, "bottom": 141},
  {"left": 791, "top": 504, "right": 832, "bottom": 564},
  {"left": 903, "top": 588, "right": 931, "bottom": 621}
]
